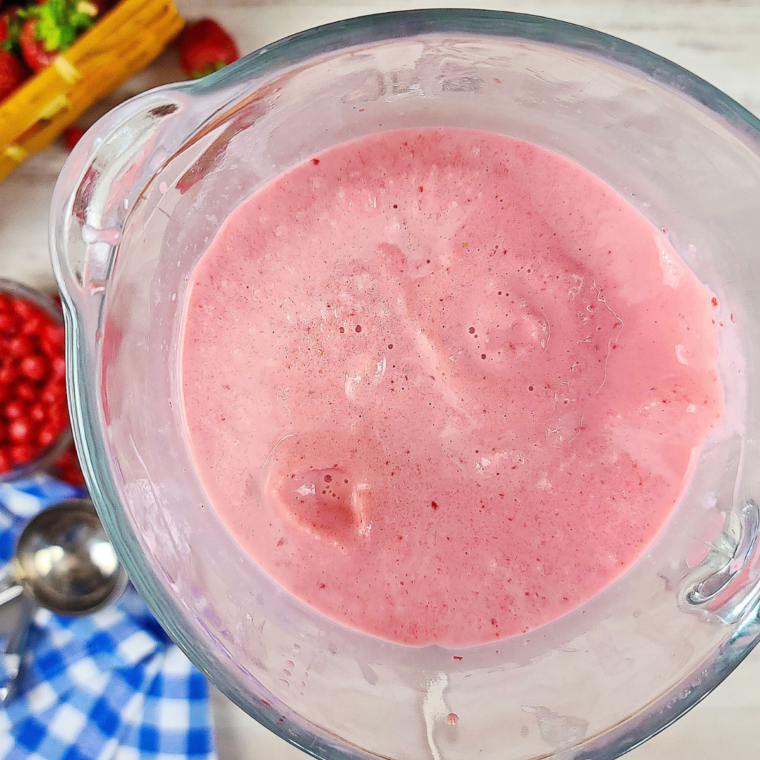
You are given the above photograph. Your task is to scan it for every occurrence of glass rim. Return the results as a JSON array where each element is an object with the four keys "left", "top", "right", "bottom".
[
  {"left": 52, "top": 9, "right": 760, "bottom": 760},
  {"left": 202, "top": 7, "right": 760, "bottom": 146}
]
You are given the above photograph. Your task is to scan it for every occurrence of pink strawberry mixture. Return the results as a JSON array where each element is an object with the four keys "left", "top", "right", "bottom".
[{"left": 181, "top": 128, "right": 723, "bottom": 647}]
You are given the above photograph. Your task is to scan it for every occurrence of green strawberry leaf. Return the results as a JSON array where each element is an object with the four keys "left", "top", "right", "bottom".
[
  {"left": 29, "top": 0, "right": 95, "bottom": 53},
  {"left": 191, "top": 61, "right": 227, "bottom": 79},
  {"left": 1, "top": 13, "right": 24, "bottom": 53}
]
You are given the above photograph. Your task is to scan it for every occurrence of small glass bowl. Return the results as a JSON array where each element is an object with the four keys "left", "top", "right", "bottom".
[{"left": 0, "top": 278, "right": 72, "bottom": 484}]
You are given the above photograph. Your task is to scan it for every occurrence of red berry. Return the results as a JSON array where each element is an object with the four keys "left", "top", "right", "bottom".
[
  {"left": 0, "top": 312, "right": 17, "bottom": 334},
  {"left": 0, "top": 48, "right": 27, "bottom": 103},
  {"left": 41, "top": 380, "right": 66, "bottom": 405},
  {"left": 10, "top": 444, "right": 34, "bottom": 465},
  {"left": 21, "top": 314, "right": 45, "bottom": 336},
  {"left": 15, "top": 382, "right": 37, "bottom": 402},
  {"left": 179, "top": 18, "right": 240, "bottom": 79},
  {"left": 29, "top": 402, "right": 46, "bottom": 423},
  {"left": 19, "top": 0, "right": 95, "bottom": 73},
  {"left": 0, "top": 363, "right": 17, "bottom": 386},
  {"left": 0, "top": 293, "right": 11, "bottom": 312},
  {"left": 0, "top": 449, "right": 11, "bottom": 473},
  {"left": 39, "top": 339, "right": 59, "bottom": 358},
  {"left": 4, "top": 400, "right": 26, "bottom": 420},
  {"left": 63, "top": 125, "right": 86, "bottom": 151},
  {"left": 38, "top": 424, "right": 59, "bottom": 448},
  {"left": 51, "top": 354, "right": 66, "bottom": 379},
  {"left": 8, "top": 335, "right": 33, "bottom": 357},
  {"left": 43, "top": 322, "right": 65, "bottom": 348},
  {"left": 11, "top": 297, "right": 38, "bottom": 320},
  {"left": 19, "top": 19, "right": 57, "bottom": 73},
  {"left": 47, "top": 401, "right": 69, "bottom": 428},
  {"left": 20, "top": 353, "right": 48, "bottom": 382},
  {"left": 8, "top": 418, "right": 32, "bottom": 443}
]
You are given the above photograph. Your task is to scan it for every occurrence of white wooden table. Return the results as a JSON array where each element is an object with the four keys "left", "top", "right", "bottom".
[{"left": 2, "top": 0, "right": 758, "bottom": 757}]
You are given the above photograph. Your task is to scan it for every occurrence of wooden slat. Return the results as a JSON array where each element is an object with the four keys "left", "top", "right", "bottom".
[{"left": 0, "top": 0, "right": 184, "bottom": 181}]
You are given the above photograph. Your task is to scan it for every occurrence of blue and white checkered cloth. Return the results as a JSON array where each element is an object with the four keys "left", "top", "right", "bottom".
[{"left": 0, "top": 475, "right": 216, "bottom": 760}]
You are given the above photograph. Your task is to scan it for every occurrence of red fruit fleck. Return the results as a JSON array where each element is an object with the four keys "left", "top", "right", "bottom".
[
  {"left": 10, "top": 444, "right": 34, "bottom": 465},
  {"left": 43, "top": 322, "right": 65, "bottom": 347},
  {"left": 20, "top": 353, "right": 48, "bottom": 382},
  {"left": 11, "top": 296, "right": 39, "bottom": 320},
  {"left": 39, "top": 338, "right": 60, "bottom": 358},
  {"left": 21, "top": 314, "right": 45, "bottom": 336},
  {"left": 50, "top": 354, "right": 66, "bottom": 379},
  {"left": 179, "top": 18, "right": 240, "bottom": 79},
  {"left": 29, "top": 402, "right": 46, "bottom": 423},
  {"left": 0, "top": 312, "right": 17, "bottom": 334},
  {"left": 0, "top": 49, "right": 27, "bottom": 103},
  {"left": 0, "top": 363, "right": 17, "bottom": 386},
  {"left": 41, "top": 380, "right": 66, "bottom": 405},
  {"left": 38, "top": 424, "right": 59, "bottom": 448},
  {"left": 8, "top": 335, "right": 33, "bottom": 356},
  {"left": 15, "top": 382, "right": 37, "bottom": 402},
  {"left": 9, "top": 418, "right": 32, "bottom": 443},
  {"left": 4, "top": 400, "right": 26, "bottom": 420},
  {"left": 63, "top": 125, "right": 85, "bottom": 151},
  {"left": 47, "top": 401, "right": 69, "bottom": 429},
  {"left": 0, "top": 449, "right": 11, "bottom": 473},
  {"left": 0, "top": 293, "right": 10, "bottom": 312}
]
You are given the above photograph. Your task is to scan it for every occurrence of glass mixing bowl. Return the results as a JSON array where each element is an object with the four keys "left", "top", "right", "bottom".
[{"left": 49, "top": 10, "right": 760, "bottom": 760}]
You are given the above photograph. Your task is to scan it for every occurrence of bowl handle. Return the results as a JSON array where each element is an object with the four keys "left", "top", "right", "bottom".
[
  {"left": 679, "top": 499, "right": 760, "bottom": 626},
  {"left": 49, "top": 84, "right": 208, "bottom": 315}
]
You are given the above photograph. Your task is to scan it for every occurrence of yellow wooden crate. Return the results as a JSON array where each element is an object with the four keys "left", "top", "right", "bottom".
[{"left": 0, "top": 0, "right": 184, "bottom": 181}]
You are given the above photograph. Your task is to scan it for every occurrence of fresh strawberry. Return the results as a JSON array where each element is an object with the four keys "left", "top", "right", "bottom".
[
  {"left": 63, "top": 124, "right": 84, "bottom": 150},
  {"left": 0, "top": 48, "right": 26, "bottom": 102},
  {"left": 179, "top": 18, "right": 239, "bottom": 79},
  {"left": 20, "top": 18, "right": 54, "bottom": 70},
  {"left": 19, "top": 0, "right": 96, "bottom": 72}
]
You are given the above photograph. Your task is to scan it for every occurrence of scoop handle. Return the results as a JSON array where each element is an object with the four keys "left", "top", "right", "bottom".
[
  {"left": 0, "top": 565, "right": 22, "bottom": 609},
  {"left": 0, "top": 594, "right": 36, "bottom": 705}
]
